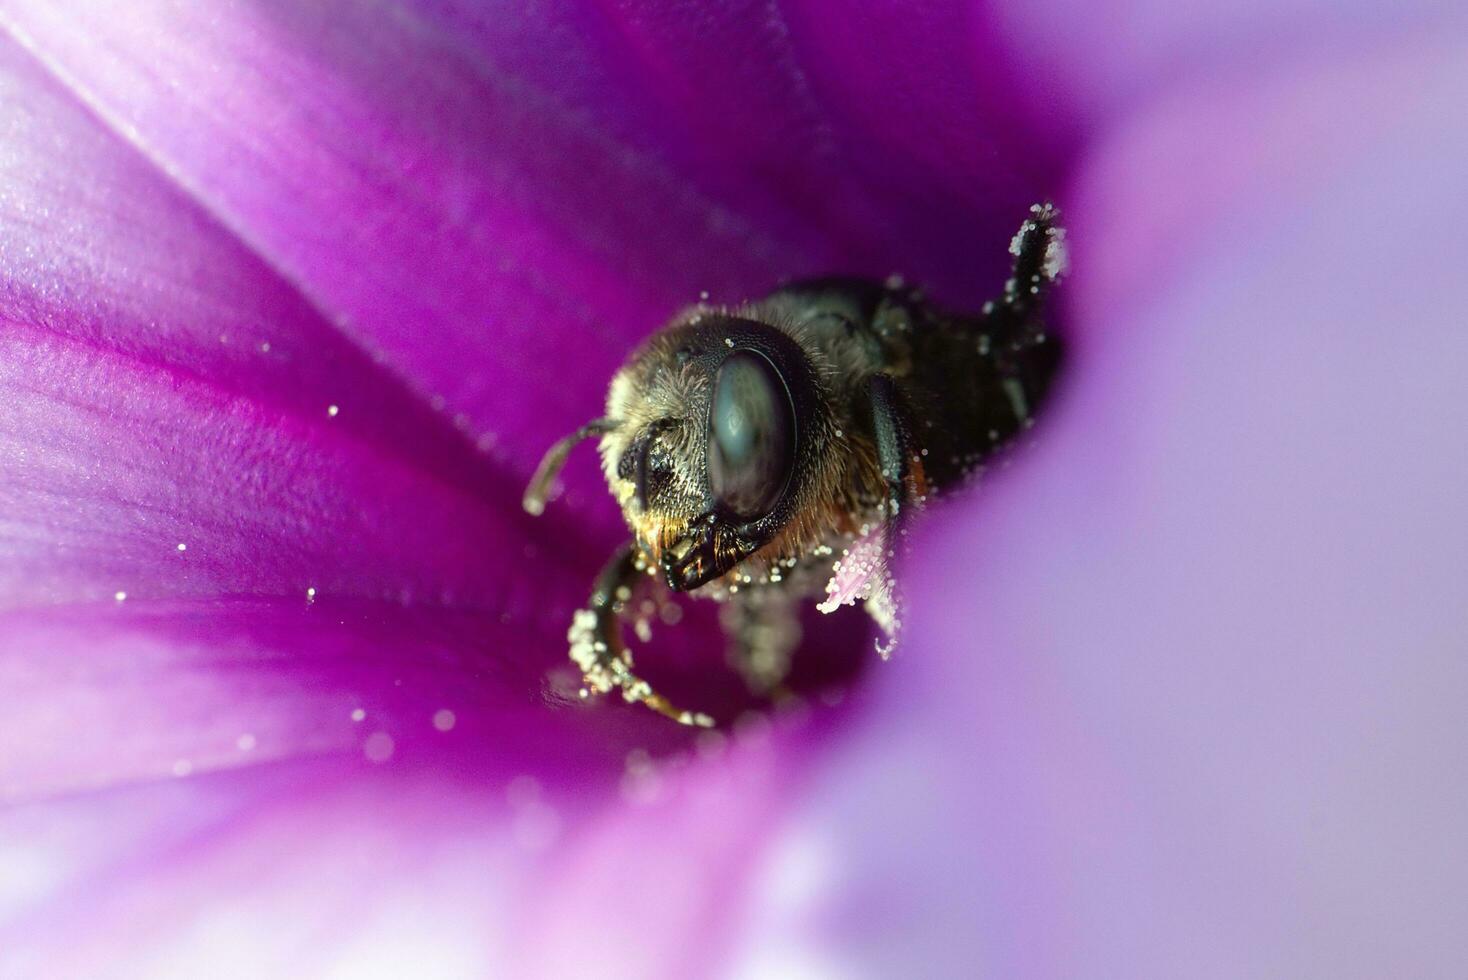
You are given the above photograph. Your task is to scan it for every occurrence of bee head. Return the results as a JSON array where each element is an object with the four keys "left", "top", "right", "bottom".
[{"left": 600, "top": 314, "right": 829, "bottom": 591}]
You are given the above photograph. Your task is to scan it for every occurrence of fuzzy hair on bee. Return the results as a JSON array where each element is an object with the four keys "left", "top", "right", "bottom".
[
  {"left": 599, "top": 315, "right": 881, "bottom": 582},
  {"left": 524, "top": 204, "right": 1066, "bottom": 726}
]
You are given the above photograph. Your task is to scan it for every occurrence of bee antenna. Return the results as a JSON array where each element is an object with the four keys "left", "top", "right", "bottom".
[{"left": 523, "top": 419, "right": 615, "bottom": 515}]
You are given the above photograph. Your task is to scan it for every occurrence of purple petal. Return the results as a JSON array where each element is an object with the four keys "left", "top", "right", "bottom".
[
  {"left": 0, "top": 36, "right": 574, "bottom": 606},
  {"left": 0, "top": 694, "right": 807, "bottom": 977},
  {"left": 1, "top": 762, "right": 539, "bottom": 975},
  {"left": 417, "top": 0, "right": 1073, "bottom": 292},
  {"left": 0, "top": 33, "right": 700, "bottom": 802},
  {"left": 1, "top": 0, "right": 817, "bottom": 479},
  {"left": 996, "top": 0, "right": 1464, "bottom": 126},
  {"left": 743, "top": 29, "right": 1468, "bottom": 976},
  {"left": 0, "top": 597, "right": 690, "bottom": 801},
  {"left": 4, "top": 1, "right": 1462, "bottom": 977},
  {"left": 1, "top": 0, "right": 1070, "bottom": 485}
]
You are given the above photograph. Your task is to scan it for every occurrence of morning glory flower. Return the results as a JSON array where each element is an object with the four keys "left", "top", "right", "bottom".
[{"left": 1, "top": 1, "right": 1464, "bottom": 977}]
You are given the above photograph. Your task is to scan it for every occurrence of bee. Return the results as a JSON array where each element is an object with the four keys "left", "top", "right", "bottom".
[{"left": 525, "top": 204, "right": 1065, "bottom": 726}]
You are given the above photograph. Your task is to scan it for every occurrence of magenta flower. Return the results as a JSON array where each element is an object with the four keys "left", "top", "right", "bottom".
[{"left": 2, "top": 1, "right": 1465, "bottom": 976}]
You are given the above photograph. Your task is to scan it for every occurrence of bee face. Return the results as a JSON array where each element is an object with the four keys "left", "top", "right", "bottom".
[{"left": 599, "top": 314, "right": 832, "bottom": 591}]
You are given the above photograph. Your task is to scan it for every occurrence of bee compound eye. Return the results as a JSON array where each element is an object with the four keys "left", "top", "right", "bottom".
[{"left": 708, "top": 350, "right": 795, "bottom": 521}]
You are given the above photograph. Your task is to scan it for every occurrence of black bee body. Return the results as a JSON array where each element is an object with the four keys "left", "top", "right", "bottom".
[
  {"left": 757, "top": 272, "right": 1062, "bottom": 496},
  {"left": 525, "top": 205, "right": 1065, "bottom": 726}
]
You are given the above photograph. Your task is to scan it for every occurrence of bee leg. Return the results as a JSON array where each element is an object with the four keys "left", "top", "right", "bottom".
[
  {"left": 995, "top": 202, "right": 1065, "bottom": 329},
  {"left": 861, "top": 374, "right": 918, "bottom": 657},
  {"left": 567, "top": 541, "right": 715, "bottom": 728},
  {"left": 720, "top": 588, "right": 801, "bottom": 696},
  {"left": 979, "top": 204, "right": 1066, "bottom": 427},
  {"left": 868, "top": 373, "right": 927, "bottom": 519}
]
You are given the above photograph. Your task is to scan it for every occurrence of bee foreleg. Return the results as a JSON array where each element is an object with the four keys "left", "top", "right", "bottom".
[
  {"left": 567, "top": 541, "right": 714, "bottom": 727},
  {"left": 720, "top": 588, "right": 801, "bottom": 696},
  {"left": 859, "top": 374, "right": 918, "bottom": 658}
]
